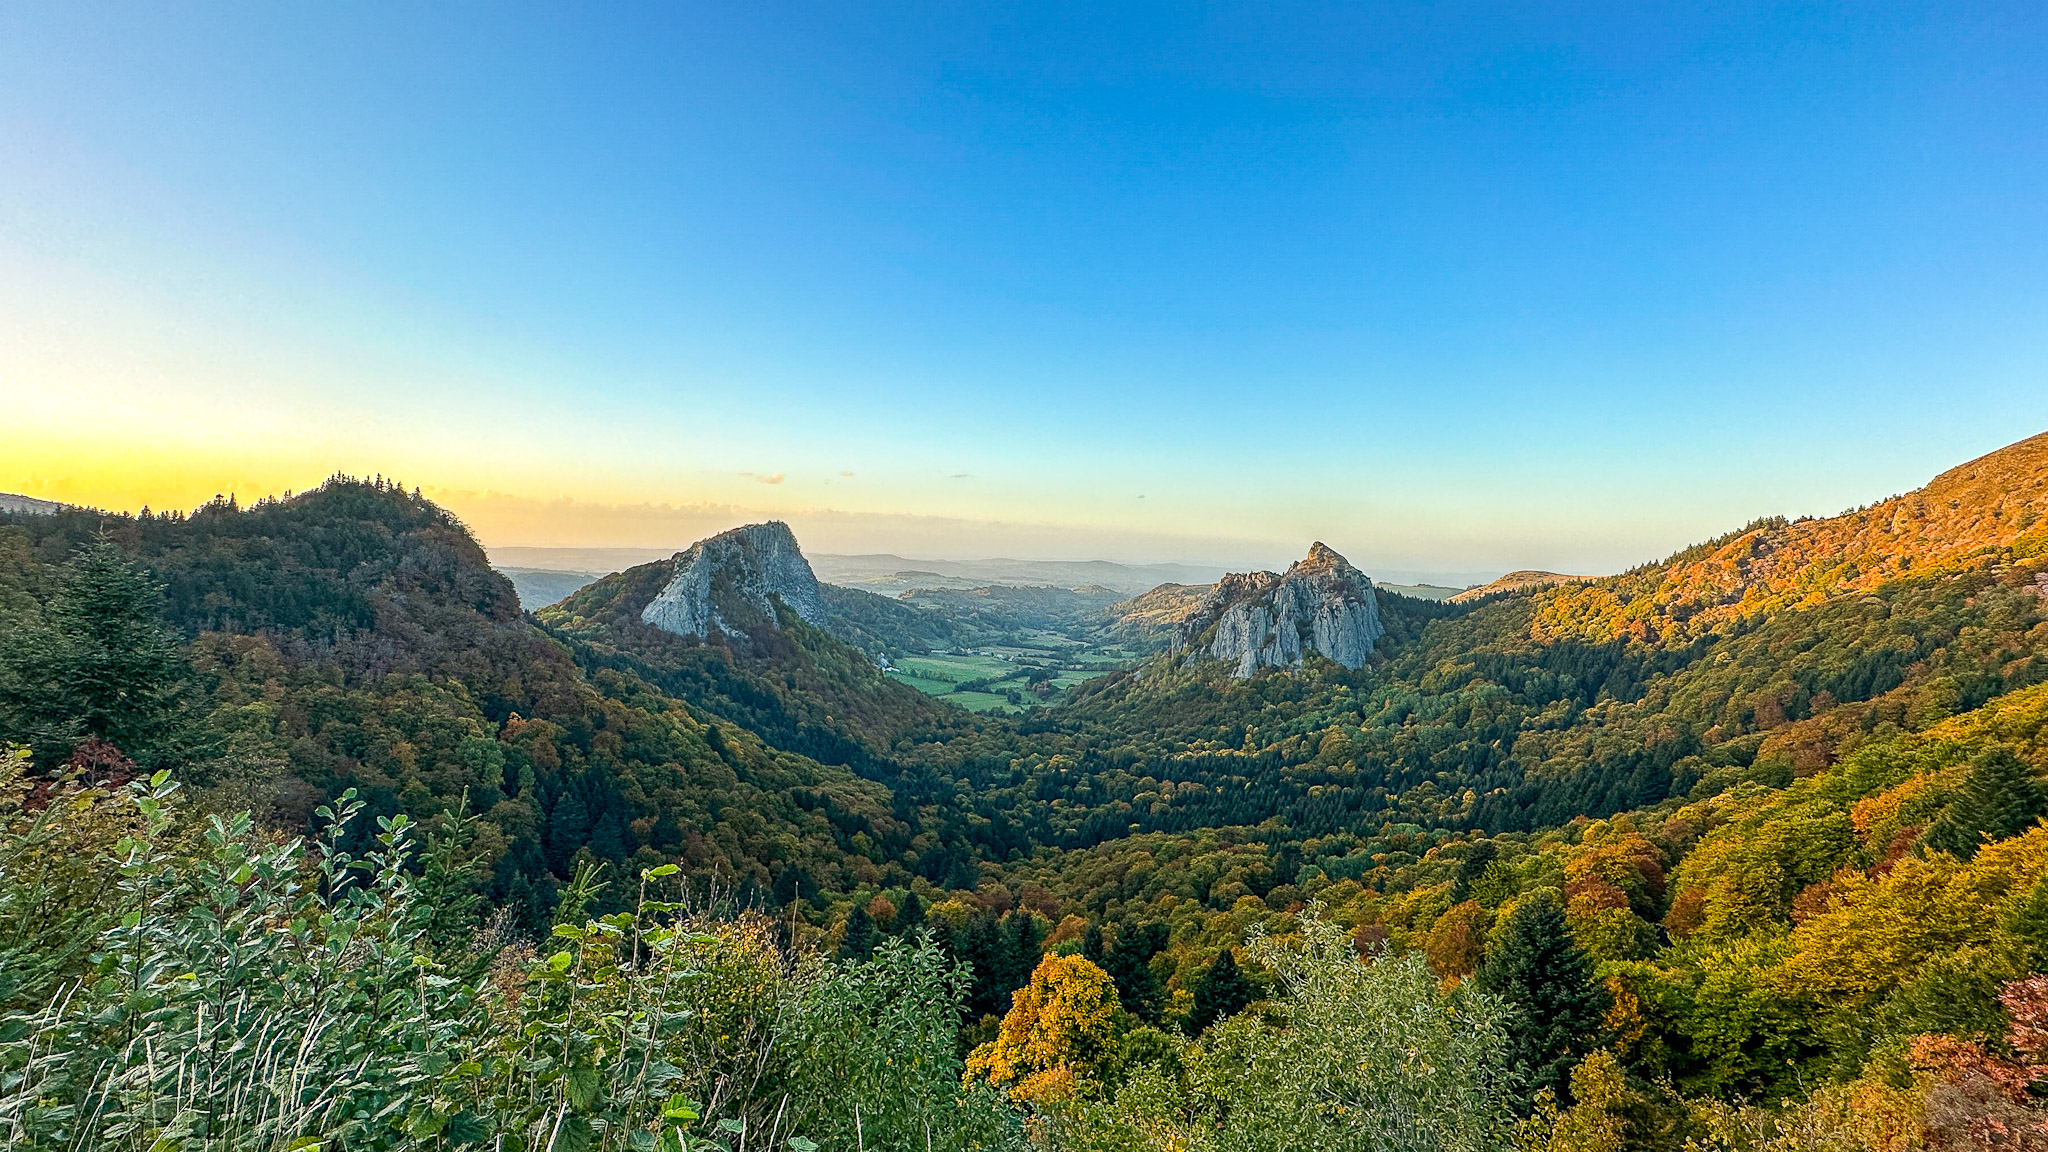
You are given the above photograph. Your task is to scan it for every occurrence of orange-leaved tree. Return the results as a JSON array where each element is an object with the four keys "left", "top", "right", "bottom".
[{"left": 965, "top": 952, "right": 1120, "bottom": 1103}]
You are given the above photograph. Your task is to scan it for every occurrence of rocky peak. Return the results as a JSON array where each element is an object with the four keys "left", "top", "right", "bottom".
[
  {"left": 1175, "top": 543, "right": 1384, "bottom": 677},
  {"left": 640, "top": 521, "right": 824, "bottom": 639},
  {"left": 1296, "top": 541, "right": 1351, "bottom": 574}
]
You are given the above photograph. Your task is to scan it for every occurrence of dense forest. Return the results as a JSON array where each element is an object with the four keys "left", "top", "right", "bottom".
[{"left": 5, "top": 428, "right": 2048, "bottom": 1150}]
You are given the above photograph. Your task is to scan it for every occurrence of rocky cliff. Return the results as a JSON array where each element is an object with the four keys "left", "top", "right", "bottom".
[
  {"left": 641, "top": 521, "right": 825, "bottom": 638},
  {"left": 1174, "top": 542, "right": 1384, "bottom": 676}
]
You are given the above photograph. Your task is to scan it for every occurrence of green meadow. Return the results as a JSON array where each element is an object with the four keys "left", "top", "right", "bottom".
[{"left": 888, "top": 649, "right": 1115, "bottom": 713}]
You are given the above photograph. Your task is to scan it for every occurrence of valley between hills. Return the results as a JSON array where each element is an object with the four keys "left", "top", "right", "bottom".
[{"left": 6, "top": 428, "right": 2048, "bottom": 1150}]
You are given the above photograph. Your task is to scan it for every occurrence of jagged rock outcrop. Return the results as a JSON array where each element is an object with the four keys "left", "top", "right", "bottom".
[
  {"left": 641, "top": 521, "right": 824, "bottom": 638},
  {"left": 1174, "top": 542, "right": 1384, "bottom": 677}
]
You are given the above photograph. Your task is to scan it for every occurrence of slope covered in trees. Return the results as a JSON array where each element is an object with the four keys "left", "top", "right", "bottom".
[
  {"left": 8, "top": 429, "right": 2048, "bottom": 1151},
  {"left": 0, "top": 481, "right": 932, "bottom": 934}
]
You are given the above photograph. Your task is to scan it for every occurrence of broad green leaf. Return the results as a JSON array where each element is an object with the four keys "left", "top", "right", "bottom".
[
  {"left": 554, "top": 1115, "right": 595, "bottom": 1152},
  {"left": 406, "top": 1105, "right": 449, "bottom": 1137},
  {"left": 446, "top": 1111, "right": 489, "bottom": 1144}
]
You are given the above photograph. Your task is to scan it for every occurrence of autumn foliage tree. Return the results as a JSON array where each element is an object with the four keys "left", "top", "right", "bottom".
[
  {"left": 966, "top": 953, "right": 1120, "bottom": 1103},
  {"left": 1913, "top": 975, "right": 2048, "bottom": 1151}
]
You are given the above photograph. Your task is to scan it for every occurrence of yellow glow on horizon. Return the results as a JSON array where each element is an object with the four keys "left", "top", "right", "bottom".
[{"left": 0, "top": 411, "right": 1293, "bottom": 561}]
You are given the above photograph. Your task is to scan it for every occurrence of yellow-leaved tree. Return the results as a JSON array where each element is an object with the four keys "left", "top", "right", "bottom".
[{"left": 965, "top": 952, "right": 1120, "bottom": 1103}]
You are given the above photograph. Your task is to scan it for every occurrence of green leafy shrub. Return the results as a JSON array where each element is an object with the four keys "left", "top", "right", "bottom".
[{"left": 0, "top": 766, "right": 1020, "bottom": 1151}]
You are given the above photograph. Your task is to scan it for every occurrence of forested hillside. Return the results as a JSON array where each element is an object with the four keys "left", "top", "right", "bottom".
[
  {"left": 7, "top": 432, "right": 2048, "bottom": 1151},
  {"left": 0, "top": 481, "right": 934, "bottom": 933}
]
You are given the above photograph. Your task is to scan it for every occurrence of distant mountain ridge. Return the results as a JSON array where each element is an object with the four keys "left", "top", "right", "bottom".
[
  {"left": 1538, "top": 430, "right": 2048, "bottom": 643},
  {"left": 0, "top": 493, "right": 60, "bottom": 515},
  {"left": 1448, "top": 570, "right": 1590, "bottom": 604},
  {"left": 810, "top": 553, "right": 1225, "bottom": 596},
  {"left": 500, "top": 567, "right": 604, "bottom": 609}
]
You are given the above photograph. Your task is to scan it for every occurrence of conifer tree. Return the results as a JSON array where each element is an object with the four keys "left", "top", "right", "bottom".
[
  {"left": 1104, "top": 921, "right": 1167, "bottom": 1024},
  {"left": 895, "top": 890, "right": 925, "bottom": 936},
  {"left": 0, "top": 535, "right": 187, "bottom": 768},
  {"left": 1452, "top": 841, "right": 1498, "bottom": 903},
  {"left": 1188, "top": 946, "right": 1255, "bottom": 1034},
  {"left": 1477, "top": 889, "right": 1611, "bottom": 1104},
  {"left": 1926, "top": 747, "right": 2048, "bottom": 860},
  {"left": 1081, "top": 923, "right": 1106, "bottom": 964},
  {"left": 840, "top": 903, "right": 876, "bottom": 960},
  {"left": 961, "top": 913, "right": 1004, "bottom": 1018},
  {"left": 998, "top": 910, "right": 1046, "bottom": 998}
]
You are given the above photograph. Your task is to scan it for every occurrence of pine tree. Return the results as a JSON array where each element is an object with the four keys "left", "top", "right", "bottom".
[
  {"left": 544, "top": 787, "right": 590, "bottom": 877},
  {"left": 1104, "top": 921, "right": 1167, "bottom": 1024},
  {"left": 840, "top": 904, "right": 876, "bottom": 960},
  {"left": 0, "top": 535, "right": 187, "bottom": 768},
  {"left": 895, "top": 890, "right": 925, "bottom": 936},
  {"left": 1927, "top": 747, "right": 2048, "bottom": 860},
  {"left": 1477, "top": 889, "right": 1611, "bottom": 1104},
  {"left": 998, "top": 910, "right": 1046, "bottom": 1001},
  {"left": 1081, "top": 923, "right": 1106, "bottom": 964},
  {"left": 961, "top": 913, "right": 1004, "bottom": 1019},
  {"left": 1188, "top": 946, "right": 1255, "bottom": 1034},
  {"left": 1452, "top": 841, "right": 1497, "bottom": 903}
]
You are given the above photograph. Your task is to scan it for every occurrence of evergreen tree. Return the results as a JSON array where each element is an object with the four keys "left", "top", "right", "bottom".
[
  {"left": 1926, "top": 747, "right": 2048, "bottom": 860},
  {"left": 588, "top": 806, "right": 629, "bottom": 861},
  {"left": 772, "top": 865, "right": 816, "bottom": 908},
  {"left": 1188, "top": 946, "right": 1255, "bottom": 1034},
  {"left": 544, "top": 787, "right": 590, "bottom": 876},
  {"left": 1477, "top": 889, "right": 1611, "bottom": 1104},
  {"left": 1081, "top": 923, "right": 1106, "bottom": 964},
  {"left": 0, "top": 535, "right": 187, "bottom": 768},
  {"left": 1452, "top": 841, "right": 1498, "bottom": 903},
  {"left": 840, "top": 904, "right": 876, "bottom": 960},
  {"left": 895, "top": 890, "right": 925, "bottom": 936},
  {"left": 1104, "top": 922, "right": 1167, "bottom": 1024},
  {"left": 961, "top": 913, "right": 1004, "bottom": 1019},
  {"left": 998, "top": 910, "right": 1046, "bottom": 999}
]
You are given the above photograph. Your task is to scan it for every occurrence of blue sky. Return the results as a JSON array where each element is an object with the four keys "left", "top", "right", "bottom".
[{"left": 2, "top": 1, "right": 2044, "bottom": 578}]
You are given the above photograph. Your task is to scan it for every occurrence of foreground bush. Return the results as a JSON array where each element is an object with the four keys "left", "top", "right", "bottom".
[
  {"left": 1040, "top": 917, "right": 1519, "bottom": 1152},
  {"left": 0, "top": 760, "right": 1020, "bottom": 1151}
]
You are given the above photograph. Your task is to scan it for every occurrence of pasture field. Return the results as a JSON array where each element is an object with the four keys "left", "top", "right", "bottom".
[
  {"left": 894, "top": 653, "right": 1016, "bottom": 683},
  {"left": 946, "top": 690, "right": 1019, "bottom": 713},
  {"left": 887, "top": 670, "right": 957, "bottom": 695},
  {"left": 887, "top": 646, "right": 1117, "bottom": 714}
]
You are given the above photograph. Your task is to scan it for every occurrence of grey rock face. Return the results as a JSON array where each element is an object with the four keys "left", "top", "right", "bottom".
[
  {"left": 1176, "top": 542, "right": 1383, "bottom": 677},
  {"left": 641, "top": 521, "right": 825, "bottom": 639},
  {"left": 0, "top": 493, "right": 60, "bottom": 515}
]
